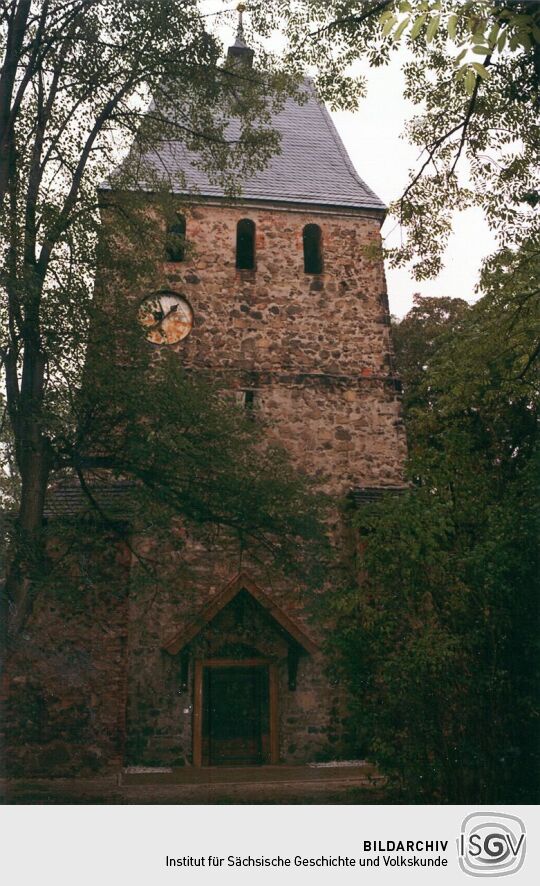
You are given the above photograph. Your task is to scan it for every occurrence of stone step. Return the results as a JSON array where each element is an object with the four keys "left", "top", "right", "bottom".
[{"left": 120, "top": 763, "right": 384, "bottom": 787}]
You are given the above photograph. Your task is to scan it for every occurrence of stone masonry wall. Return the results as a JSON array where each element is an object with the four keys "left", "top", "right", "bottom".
[
  {"left": 6, "top": 200, "right": 406, "bottom": 774},
  {"left": 137, "top": 202, "right": 407, "bottom": 494},
  {"left": 5, "top": 534, "right": 130, "bottom": 776},
  {"left": 126, "top": 574, "right": 350, "bottom": 767},
  {"left": 121, "top": 200, "right": 406, "bottom": 767}
]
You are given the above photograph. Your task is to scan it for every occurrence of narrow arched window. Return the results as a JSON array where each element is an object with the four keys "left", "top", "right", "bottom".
[
  {"left": 165, "top": 214, "right": 186, "bottom": 262},
  {"left": 303, "top": 224, "right": 323, "bottom": 274},
  {"left": 236, "top": 218, "right": 255, "bottom": 270}
]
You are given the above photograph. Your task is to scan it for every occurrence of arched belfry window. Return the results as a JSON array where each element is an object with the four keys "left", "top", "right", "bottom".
[
  {"left": 236, "top": 218, "right": 256, "bottom": 270},
  {"left": 303, "top": 224, "right": 323, "bottom": 274},
  {"left": 165, "top": 214, "right": 186, "bottom": 262}
]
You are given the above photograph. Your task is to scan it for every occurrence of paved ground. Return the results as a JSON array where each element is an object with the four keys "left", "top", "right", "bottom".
[{"left": 1, "top": 765, "right": 386, "bottom": 805}]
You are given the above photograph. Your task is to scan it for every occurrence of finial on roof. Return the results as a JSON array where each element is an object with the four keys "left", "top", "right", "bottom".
[
  {"left": 236, "top": 3, "right": 246, "bottom": 42},
  {"left": 227, "top": 3, "right": 254, "bottom": 67}
]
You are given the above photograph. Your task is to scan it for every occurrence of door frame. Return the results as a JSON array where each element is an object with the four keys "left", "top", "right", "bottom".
[{"left": 193, "top": 658, "right": 279, "bottom": 767}]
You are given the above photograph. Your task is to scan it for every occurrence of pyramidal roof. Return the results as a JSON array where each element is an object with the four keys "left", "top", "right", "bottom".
[
  {"left": 135, "top": 80, "right": 385, "bottom": 213},
  {"left": 117, "top": 17, "right": 385, "bottom": 214}
]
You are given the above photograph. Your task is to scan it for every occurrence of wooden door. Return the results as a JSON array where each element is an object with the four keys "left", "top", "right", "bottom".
[{"left": 202, "top": 665, "right": 269, "bottom": 765}]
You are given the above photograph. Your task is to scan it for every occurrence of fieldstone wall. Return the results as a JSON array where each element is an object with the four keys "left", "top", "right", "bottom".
[
  {"left": 5, "top": 533, "right": 130, "bottom": 776},
  {"left": 120, "top": 201, "right": 407, "bottom": 493},
  {"left": 123, "top": 515, "right": 354, "bottom": 767},
  {"left": 6, "top": 200, "right": 407, "bottom": 774},
  {"left": 121, "top": 200, "right": 405, "bottom": 767},
  {"left": 170, "top": 205, "right": 391, "bottom": 375}
]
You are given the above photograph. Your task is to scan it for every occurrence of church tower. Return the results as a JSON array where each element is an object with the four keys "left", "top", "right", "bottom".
[{"left": 112, "top": 22, "right": 407, "bottom": 768}]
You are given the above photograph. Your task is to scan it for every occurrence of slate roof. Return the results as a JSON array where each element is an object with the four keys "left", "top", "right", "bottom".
[
  {"left": 43, "top": 480, "right": 135, "bottom": 520},
  {"left": 349, "top": 486, "right": 408, "bottom": 506},
  {"left": 42, "top": 481, "right": 406, "bottom": 520},
  {"left": 127, "top": 81, "right": 385, "bottom": 213}
]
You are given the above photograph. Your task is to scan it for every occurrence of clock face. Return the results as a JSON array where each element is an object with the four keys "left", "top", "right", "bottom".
[{"left": 138, "top": 292, "right": 193, "bottom": 345}]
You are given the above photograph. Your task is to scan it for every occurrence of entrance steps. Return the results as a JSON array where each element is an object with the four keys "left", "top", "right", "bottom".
[
  {"left": 2, "top": 764, "right": 385, "bottom": 803},
  {"left": 120, "top": 763, "right": 383, "bottom": 788}
]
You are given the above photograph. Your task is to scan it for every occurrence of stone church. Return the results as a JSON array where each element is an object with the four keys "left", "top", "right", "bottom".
[{"left": 7, "top": 26, "right": 406, "bottom": 775}]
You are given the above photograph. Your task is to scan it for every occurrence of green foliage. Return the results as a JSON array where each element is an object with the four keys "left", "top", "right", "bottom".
[
  {"left": 76, "top": 329, "right": 329, "bottom": 583},
  {"left": 0, "top": 0, "right": 296, "bottom": 458},
  {"left": 0, "top": 1, "right": 312, "bottom": 634},
  {"left": 251, "top": 0, "right": 540, "bottom": 277},
  {"left": 332, "top": 478, "right": 538, "bottom": 802},
  {"left": 326, "top": 251, "right": 539, "bottom": 803}
]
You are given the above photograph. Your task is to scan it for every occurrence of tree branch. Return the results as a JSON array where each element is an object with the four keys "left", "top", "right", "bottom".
[
  {"left": 303, "top": 0, "right": 394, "bottom": 42},
  {"left": 517, "top": 340, "right": 540, "bottom": 380},
  {"left": 399, "top": 64, "right": 489, "bottom": 215},
  {"left": 450, "top": 55, "right": 492, "bottom": 175},
  {"left": 36, "top": 75, "right": 138, "bottom": 279}
]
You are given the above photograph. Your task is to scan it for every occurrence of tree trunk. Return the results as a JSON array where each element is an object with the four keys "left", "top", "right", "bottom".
[
  {"left": 0, "top": 364, "right": 50, "bottom": 775},
  {"left": 6, "top": 445, "right": 50, "bottom": 635},
  {"left": 0, "top": 575, "right": 8, "bottom": 778},
  {"left": 0, "top": 0, "right": 32, "bottom": 208},
  {"left": 5, "top": 347, "right": 50, "bottom": 637}
]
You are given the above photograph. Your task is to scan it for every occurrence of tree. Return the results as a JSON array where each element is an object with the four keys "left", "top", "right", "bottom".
[
  {"left": 0, "top": 2, "right": 311, "bottom": 644},
  {"left": 0, "top": 5, "right": 329, "bottom": 782},
  {"left": 251, "top": 0, "right": 540, "bottom": 277},
  {"left": 242, "top": 0, "right": 540, "bottom": 801},
  {"left": 391, "top": 294, "right": 470, "bottom": 421},
  {"left": 327, "top": 270, "right": 539, "bottom": 802}
]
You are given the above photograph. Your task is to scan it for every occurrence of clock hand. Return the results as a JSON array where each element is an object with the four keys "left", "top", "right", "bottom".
[
  {"left": 160, "top": 309, "right": 190, "bottom": 329},
  {"left": 147, "top": 306, "right": 178, "bottom": 330}
]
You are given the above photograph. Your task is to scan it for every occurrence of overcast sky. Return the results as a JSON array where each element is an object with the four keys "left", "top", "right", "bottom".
[
  {"left": 332, "top": 55, "right": 496, "bottom": 317},
  {"left": 204, "top": 2, "right": 497, "bottom": 317}
]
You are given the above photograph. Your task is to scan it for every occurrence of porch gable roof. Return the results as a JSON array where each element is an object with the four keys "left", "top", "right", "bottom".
[{"left": 163, "top": 571, "right": 318, "bottom": 655}]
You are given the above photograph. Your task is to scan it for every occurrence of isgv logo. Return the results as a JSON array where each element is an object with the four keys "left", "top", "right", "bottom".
[{"left": 458, "top": 812, "right": 526, "bottom": 877}]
